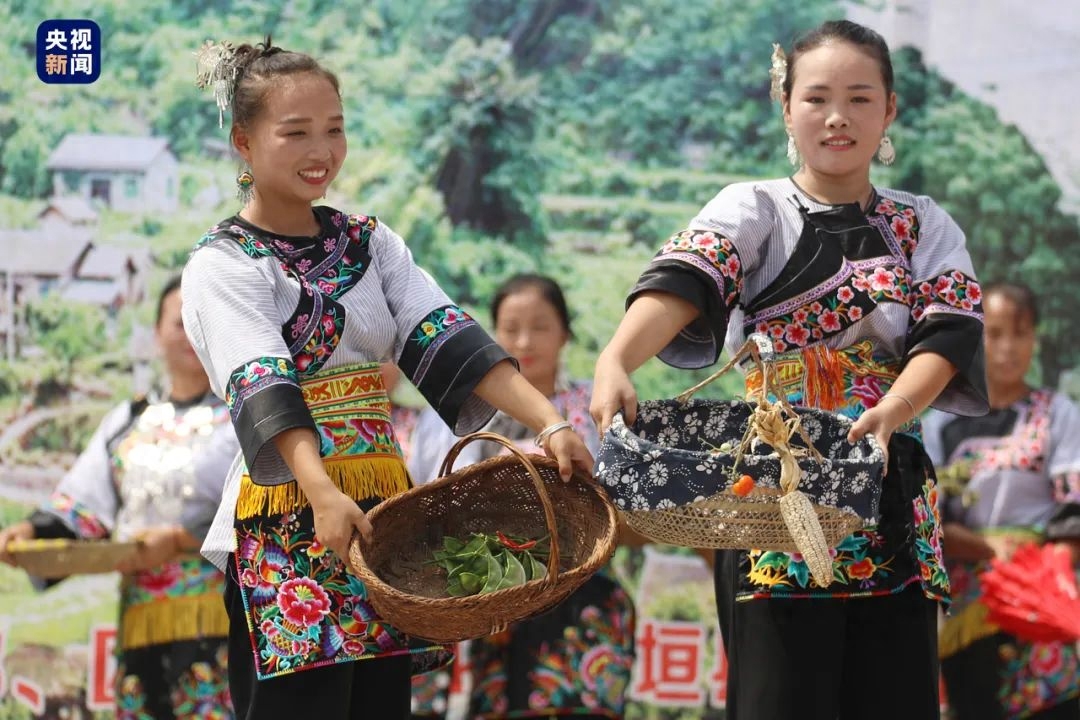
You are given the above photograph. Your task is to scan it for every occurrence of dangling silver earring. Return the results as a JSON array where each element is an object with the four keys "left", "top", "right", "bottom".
[
  {"left": 236, "top": 167, "right": 255, "bottom": 204},
  {"left": 786, "top": 131, "right": 800, "bottom": 166},
  {"left": 877, "top": 136, "right": 896, "bottom": 166}
]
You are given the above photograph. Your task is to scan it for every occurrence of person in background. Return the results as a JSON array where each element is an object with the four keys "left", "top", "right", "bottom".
[
  {"left": 0, "top": 276, "right": 238, "bottom": 719},
  {"left": 410, "top": 273, "right": 636, "bottom": 720},
  {"left": 924, "top": 281, "right": 1080, "bottom": 720}
]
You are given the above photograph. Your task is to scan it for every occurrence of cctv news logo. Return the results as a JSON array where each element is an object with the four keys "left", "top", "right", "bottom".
[{"left": 36, "top": 19, "right": 101, "bottom": 84}]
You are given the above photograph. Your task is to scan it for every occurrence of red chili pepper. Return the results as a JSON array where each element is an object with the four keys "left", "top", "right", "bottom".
[{"left": 496, "top": 531, "right": 537, "bottom": 551}]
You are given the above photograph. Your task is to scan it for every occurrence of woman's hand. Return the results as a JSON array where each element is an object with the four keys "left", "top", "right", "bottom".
[
  {"left": 0, "top": 521, "right": 35, "bottom": 566},
  {"left": 590, "top": 355, "right": 638, "bottom": 434},
  {"left": 117, "top": 526, "right": 184, "bottom": 574},
  {"left": 848, "top": 397, "right": 911, "bottom": 470},
  {"left": 308, "top": 485, "right": 373, "bottom": 561},
  {"left": 544, "top": 428, "right": 594, "bottom": 481}
]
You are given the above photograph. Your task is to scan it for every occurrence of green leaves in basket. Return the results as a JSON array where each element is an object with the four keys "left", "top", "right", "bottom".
[{"left": 434, "top": 531, "right": 550, "bottom": 597}]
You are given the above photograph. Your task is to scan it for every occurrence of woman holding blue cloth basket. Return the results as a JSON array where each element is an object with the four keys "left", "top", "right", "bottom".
[{"left": 590, "top": 20, "right": 988, "bottom": 720}]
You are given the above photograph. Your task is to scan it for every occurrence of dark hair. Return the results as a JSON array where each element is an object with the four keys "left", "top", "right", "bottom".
[
  {"left": 983, "top": 281, "right": 1039, "bottom": 326},
  {"left": 155, "top": 275, "right": 183, "bottom": 327},
  {"left": 228, "top": 36, "right": 341, "bottom": 132},
  {"left": 491, "top": 274, "right": 573, "bottom": 337},
  {"left": 783, "top": 20, "right": 894, "bottom": 98}
]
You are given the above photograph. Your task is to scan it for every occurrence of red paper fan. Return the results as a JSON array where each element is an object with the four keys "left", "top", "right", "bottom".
[{"left": 979, "top": 542, "right": 1080, "bottom": 644}]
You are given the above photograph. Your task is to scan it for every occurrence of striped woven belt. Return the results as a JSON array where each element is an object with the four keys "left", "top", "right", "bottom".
[{"left": 744, "top": 340, "right": 920, "bottom": 435}]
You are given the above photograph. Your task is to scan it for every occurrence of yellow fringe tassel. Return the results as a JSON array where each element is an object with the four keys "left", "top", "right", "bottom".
[
  {"left": 120, "top": 592, "right": 230, "bottom": 650},
  {"left": 236, "top": 455, "right": 411, "bottom": 520},
  {"left": 939, "top": 601, "right": 999, "bottom": 659}
]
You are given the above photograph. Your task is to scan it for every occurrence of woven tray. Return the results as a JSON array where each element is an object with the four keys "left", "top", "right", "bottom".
[{"left": 7, "top": 538, "right": 139, "bottom": 578}]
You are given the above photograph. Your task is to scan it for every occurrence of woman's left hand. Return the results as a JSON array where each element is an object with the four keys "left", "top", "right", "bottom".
[
  {"left": 544, "top": 429, "right": 595, "bottom": 482},
  {"left": 117, "top": 526, "right": 182, "bottom": 574},
  {"left": 847, "top": 400, "right": 908, "bottom": 471}
]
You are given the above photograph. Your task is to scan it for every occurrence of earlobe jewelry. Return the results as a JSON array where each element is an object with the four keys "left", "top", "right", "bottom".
[
  {"left": 877, "top": 135, "right": 896, "bottom": 166},
  {"left": 236, "top": 168, "right": 254, "bottom": 204},
  {"left": 786, "top": 131, "right": 800, "bottom": 167}
]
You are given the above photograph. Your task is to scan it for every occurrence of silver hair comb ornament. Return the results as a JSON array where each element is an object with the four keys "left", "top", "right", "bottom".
[
  {"left": 195, "top": 40, "right": 239, "bottom": 128},
  {"left": 768, "top": 42, "right": 786, "bottom": 103}
]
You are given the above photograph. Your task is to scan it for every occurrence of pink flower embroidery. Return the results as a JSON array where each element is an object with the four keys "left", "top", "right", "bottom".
[
  {"left": 967, "top": 282, "right": 982, "bottom": 303},
  {"left": 848, "top": 306, "right": 863, "bottom": 321},
  {"left": 852, "top": 274, "right": 871, "bottom": 292},
  {"left": 785, "top": 324, "right": 811, "bottom": 346},
  {"left": 819, "top": 310, "right": 842, "bottom": 332},
  {"left": 793, "top": 308, "right": 810, "bottom": 324},
  {"left": 934, "top": 276, "right": 953, "bottom": 294},
  {"left": 323, "top": 238, "right": 337, "bottom": 252},
  {"left": 870, "top": 267, "right": 895, "bottom": 292},
  {"left": 277, "top": 577, "right": 331, "bottom": 628},
  {"left": 810, "top": 301, "right": 824, "bottom": 314},
  {"left": 837, "top": 286, "right": 855, "bottom": 303},
  {"left": 724, "top": 255, "right": 741, "bottom": 277},
  {"left": 290, "top": 314, "right": 310, "bottom": 339},
  {"left": 891, "top": 216, "right": 910, "bottom": 240},
  {"left": 769, "top": 324, "right": 785, "bottom": 339}
]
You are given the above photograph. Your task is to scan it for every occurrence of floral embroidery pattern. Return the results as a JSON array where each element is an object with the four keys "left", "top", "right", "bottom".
[
  {"left": 470, "top": 579, "right": 634, "bottom": 718},
  {"left": 950, "top": 389, "right": 1051, "bottom": 477},
  {"left": 912, "top": 478, "right": 949, "bottom": 596},
  {"left": 316, "top": 415, "right": 401, "bottom": 459},
  {"left": 125, "top": 557, "right": 226, "bottom": 605},
  {"left": 654, "top": 229, "right": 743, "bottom": 308},
  {"left": 410, "top": 305, "right": 474, "bottom": 349},
  {"left": 234, "top": 507, "right": 442, "bottom": 679},
  {"left": 116, "top": 675, "right": 155, "bottom": 720},
  {"left": 910, "top": 270, "right": 982, "bottom": 322},
  {"left": 224, "top": 356, "right": 299, "bottom": 420},
  {"left": 745, "top": 530, "right": 895, "bottom": 594},
  {"left": 169, "top": 647, "right": 232, "bottom": 720},
  {"left": 998, "top": 639, "right": 1080, "bottom": 717},
  {"left": 873, "top": 196, "right": 920, "bottom": 258},
  {"left": 47, "top": 492, "right": 109, "bottom": 539}
]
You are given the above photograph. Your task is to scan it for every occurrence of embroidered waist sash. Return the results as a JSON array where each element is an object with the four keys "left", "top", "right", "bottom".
[
  {"left": 119, "top": 556, "right": 229, "bottom": 650},
  {"left": 236, "top": 362, "right": 411, "bottom": 520},
  {"left": 744, "top": 340, "right": 920, "bottom": 436}
]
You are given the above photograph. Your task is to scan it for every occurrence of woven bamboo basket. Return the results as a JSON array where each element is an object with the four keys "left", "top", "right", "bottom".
[
  {"left": 595, "top": 335, "right": 885, "bottom": 583},
  {"left": 349, "top": 431, "right": 617, "bottom": 643},
  {"left": 8, "top": 538, "right": 139, "bottom": 578}
]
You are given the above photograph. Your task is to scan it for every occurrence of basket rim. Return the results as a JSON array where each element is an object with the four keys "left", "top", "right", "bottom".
[
  {"left": 349, "top": 453, "right": 618, "bottom": 611},
  {"left": 604, "top": 399, "right": 884, "bottom": 467}
]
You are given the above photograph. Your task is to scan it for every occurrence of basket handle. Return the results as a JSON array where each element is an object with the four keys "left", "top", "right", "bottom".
[
  {"left": 675, "top": 334, "right": 775, "bottom": 405},
  {"left": 437, "top": 431, "right": 561, "bottom": 586}
]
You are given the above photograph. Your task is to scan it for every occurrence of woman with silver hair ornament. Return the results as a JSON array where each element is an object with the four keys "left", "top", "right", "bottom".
[{"left": 183, "top": 37, "right": 594, "bottom": 720}]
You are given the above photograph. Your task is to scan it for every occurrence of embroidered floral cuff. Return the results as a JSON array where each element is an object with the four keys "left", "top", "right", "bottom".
[
  {"left": 225, "top": 356, "right": 317, "bottom": 482},
  {"left": 627, "top": 230, "right": 744, "bottom": 369},
  {"left": 43, "top": 493, "right": 109, "bottom": 539},
  {"left": 398, "top": 305, "right": 512, "bottom": 434}
]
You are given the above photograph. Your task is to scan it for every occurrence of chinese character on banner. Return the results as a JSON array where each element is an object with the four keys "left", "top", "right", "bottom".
[
  {"left": 86, "top": 624, "right": 117, "bottom": 712},
  {"left": 36, "top": 19, "right": 100, "bottom": 84},
  {"left": 11, "top": 676, "right": 45, "bottom": 716},
  {"left": 709, "top": 628, "right": 728, "bottom": 709},
  {"left": 630, "top": 619, "right": 707, "bottom": 707}
]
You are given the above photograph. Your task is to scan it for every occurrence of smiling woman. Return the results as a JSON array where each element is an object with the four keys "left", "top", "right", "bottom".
[{"left": 182, "top": 37, "right": 596, "bottom": 720}]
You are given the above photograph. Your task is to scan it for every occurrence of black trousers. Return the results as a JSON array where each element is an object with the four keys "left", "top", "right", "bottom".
[
  {"left": 716, "top": 550, "right": 940, "bottom": 720},
  {"left": 224, "top": 559, "right": 411, "bottom": 720}
]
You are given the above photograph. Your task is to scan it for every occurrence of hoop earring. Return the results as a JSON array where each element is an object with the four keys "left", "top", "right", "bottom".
[
  {"left": 877, "top": 136, "right": 896, "bottom": 166},
  {"left": 236, "top": 168, "right": 255, "bottom": 204},
  {"left": 786, "top": 131, "right": 800, "bottom": 167}
]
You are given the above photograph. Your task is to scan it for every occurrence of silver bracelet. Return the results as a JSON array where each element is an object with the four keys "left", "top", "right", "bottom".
[
  {"left": 881, "top": 392, "right": 917, "bottom": 419},
  {"left": 534, "top": 420, "right": 573, "bottom": 448}
]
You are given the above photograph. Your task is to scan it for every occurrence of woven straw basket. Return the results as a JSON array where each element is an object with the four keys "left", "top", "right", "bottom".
[
  {"left": 596, "top": 335, "right": 885, "bottom": 555},
  {"left": 8, "top": 538, "right": 139, "bottom": 578},
  {"left": 349, "top": 431, "right": 617, "bottom": 643}
]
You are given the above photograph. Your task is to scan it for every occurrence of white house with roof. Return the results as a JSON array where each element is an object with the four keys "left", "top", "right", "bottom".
[{"left": 46, "top": 134, "right": 179, "bottom": 214}]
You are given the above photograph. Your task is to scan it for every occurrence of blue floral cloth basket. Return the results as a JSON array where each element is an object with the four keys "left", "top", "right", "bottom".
[{"left": 594, "top": 337, "right": 886, "bottom": 552}]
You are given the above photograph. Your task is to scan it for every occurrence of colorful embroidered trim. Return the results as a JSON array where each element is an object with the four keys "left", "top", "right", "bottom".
[
  {"left": 653, "top": 229, "right": 743, "bottom": 308},
  {"left": 47, "top": 492, "right": 109, "bottom": 539},
  {"left": 236, "top": 362, "right": 410, "bottom": 520},
  {"left": 224, "top": 356, "right": 300, "bottom": 420}
]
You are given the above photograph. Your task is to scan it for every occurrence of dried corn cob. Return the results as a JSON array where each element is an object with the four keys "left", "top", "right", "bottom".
[{"left": 779, "top": 489, "right": 833, "bottom": 587}]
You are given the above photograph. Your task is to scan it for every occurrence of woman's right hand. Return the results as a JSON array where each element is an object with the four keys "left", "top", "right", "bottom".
[
  {"left": 590, "top": 355, "right": 638, "bottom": 433},
  {"left": 0, "top": 521, "right": 35, "bottom": 566},
  {"left": 308, "top": 486, "right": 373, "bottom": 562}
]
